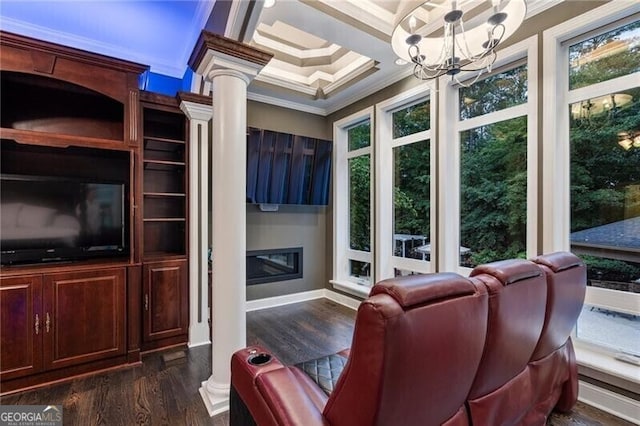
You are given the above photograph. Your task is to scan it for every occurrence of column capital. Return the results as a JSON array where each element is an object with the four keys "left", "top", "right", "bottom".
[
  {"left": 179, "top": 99, "right": 213, "bottom": 121},
  {"left": 188, "top": 31, "right": 273, "bottom": 85}
]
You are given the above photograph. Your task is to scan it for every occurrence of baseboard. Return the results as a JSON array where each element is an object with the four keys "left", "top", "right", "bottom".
[
  {"left": 323, "top": 288, "right": 360, "bottom": 310},
  {"left": 246, "top": 289, "right": 326, "bottom": 311},
  {"left": 245, "top": 288, "right": 362, "bottom": 312},
  {"left": 578, "top": 380, "right": 640, "bottom": 425}
]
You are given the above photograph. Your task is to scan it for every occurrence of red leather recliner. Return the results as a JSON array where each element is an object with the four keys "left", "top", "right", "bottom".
[
  {"left": 231, "top": 272, "right": 489, "bottom": 426},
  {"left": 524, "top": 252, "right": 587, "bottom": 424},
  {"left": 466, "top": 259, "right": 548, "bottom": 425},
  {"left": 229, "top": 252, "right": 586, "bottom": 426}
]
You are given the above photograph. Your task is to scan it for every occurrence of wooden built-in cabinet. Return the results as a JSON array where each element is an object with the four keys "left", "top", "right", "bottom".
[
  {"left": 43, "top": 268, "right": 126, "bottom": 370},
  {"left": 139, "top": 93, "right": 189, "bottom": 351},
  {"left": 143, "top": 260, "right": 188, "bottom": 345},
  {"left": 0, "top": 33, "right": 190, "bottom": 394},
  {"left": 0, "top": 275, "right": 43, "bottom": 381},
  {"left": 0, "top": 268, "right": 126, "bottom": 383}
]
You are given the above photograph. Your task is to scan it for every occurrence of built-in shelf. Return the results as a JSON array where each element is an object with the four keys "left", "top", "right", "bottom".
[
  {"left": 143, "top": 192, "right": 186, "bottom": 197},
  {"left": 144, "top": 136, "right": 185, "bottom": 146},
  {"left": 142, "top": 103, "right": 187, "bottom": 259},
  {"left": 143, "top": 159, "right": 185, "bottom": 170}
]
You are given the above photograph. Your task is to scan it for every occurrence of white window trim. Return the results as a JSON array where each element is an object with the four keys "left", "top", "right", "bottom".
[
  {"left": 439, "top": 35, "right": 539, "bottom": 275},
  {"left": 542, "top": 1, "right": 640, "bottom": 386},
  {"left": 332, "top": 107, "right": 374, "bottom": 290},
  {"left": 375, "top": 82, "right": 436, "bottom": 280},
  {"left": 542, "top": 1, "right": 640, "bottom": 254}
]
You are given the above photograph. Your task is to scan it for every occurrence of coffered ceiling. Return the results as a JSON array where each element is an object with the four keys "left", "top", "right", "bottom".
[{"left": 0, "top": 0, "right": 561, "bottom": 116}]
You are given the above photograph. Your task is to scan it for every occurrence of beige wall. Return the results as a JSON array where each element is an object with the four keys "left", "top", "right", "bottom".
[
  {"left": 246, "top": 205, "right": 327, "bottom": 300},
  {"left": 244, "top": 101, "right": 330, "bottom": 300},
  {"left": 248, "top": 100, "right": 330, "bottom": 140}
]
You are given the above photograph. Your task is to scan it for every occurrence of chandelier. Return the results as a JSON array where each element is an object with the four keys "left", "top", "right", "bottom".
[{"left": 391, "top": 0, "right": 527, "bottom": 82}]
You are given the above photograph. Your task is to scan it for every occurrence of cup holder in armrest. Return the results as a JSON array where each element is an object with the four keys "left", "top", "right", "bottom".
[{"left": 248, "top": 353, "right": 272, "bottom": 365}]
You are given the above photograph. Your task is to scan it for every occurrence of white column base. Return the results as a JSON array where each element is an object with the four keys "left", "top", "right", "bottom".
[
  {"left": 188, "top": 323, "right": 211, "bottom": 348},
  {"left": 199, "top": 376, "right": 230, "bottom": 416}
]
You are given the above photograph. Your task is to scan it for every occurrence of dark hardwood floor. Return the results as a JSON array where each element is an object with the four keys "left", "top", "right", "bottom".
[{"left": 0, "top": 298, "right": 634, "bottom": 425}]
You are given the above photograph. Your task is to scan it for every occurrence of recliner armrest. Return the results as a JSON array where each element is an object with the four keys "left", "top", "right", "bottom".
[
  {"left": 230, "top": 346, "right": 328, "bottom": 426},
  {"left": 255, "top": 367, "right": 328, "bottom": 426}
]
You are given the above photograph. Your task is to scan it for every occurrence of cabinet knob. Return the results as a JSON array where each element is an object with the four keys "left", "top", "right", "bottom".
[
  {"left": 144, "top": 294, "right": 149, "bottom": 311},
  {"left": 35, "top": 314, "right": 40, "bottom": 335},
  {"left": 46, "top": 312, "right": 51, "bottom": 333}
]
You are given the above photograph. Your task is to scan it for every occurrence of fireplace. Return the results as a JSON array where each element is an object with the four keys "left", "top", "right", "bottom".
[{"left": 246, "top": 247, "right": 303, "bottom": 285}]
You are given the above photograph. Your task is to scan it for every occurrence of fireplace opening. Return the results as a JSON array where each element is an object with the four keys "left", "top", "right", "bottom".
[{"left": 247, "top": 247, "right": 303, "bottom": 286}]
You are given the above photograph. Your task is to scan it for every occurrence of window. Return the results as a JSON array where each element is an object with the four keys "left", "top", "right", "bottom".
[
  {"left": 440, "top": 36, "right": 538, "bottom": 272},
  {"left": 460, "top": 115, "right": 528, "bottom": 267},
  {"left": 569, "top": 20, "right": 640, "bottom": 356},
  {"left": 332, "top": 108, "right": 374, "bottom": 295},
  {"left": 376, "top": 84, "right": 435, "bottom": 279},
  {"left": 543, "top": 3, "right": 640, "bottom": 388}
]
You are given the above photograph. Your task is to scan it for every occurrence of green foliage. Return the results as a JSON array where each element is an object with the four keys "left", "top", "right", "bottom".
[
  {"left": 394, "top": 141, "right": 430, "bottom": 237},
  {"left": 347, "top": 120, "right": 370, "bottom": 151},
  {"left": 570, "top": 86, "right": 640, "bottom": 232},
  {"left": 392, "top": 101, "right": 430, "bottom": 138},
  {"left": 349, "top": 155, "right": 370, "bottom": 251},
  {"left": 569, "top": 20, "right": 640, "bottom": 90},
  {"left": 460, "top": 64, "right": 527, "bottom": 119},
  {"left": 579, "top": 255, "right": 640, "bottom": 283},
  {"left": 461, "top": 116, "right": 528, "bottom": 265}
]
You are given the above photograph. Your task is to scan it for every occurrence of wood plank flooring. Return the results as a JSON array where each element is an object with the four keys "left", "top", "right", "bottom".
[{"left": 1, "top": 298, "right": 634, "bottom": 425}]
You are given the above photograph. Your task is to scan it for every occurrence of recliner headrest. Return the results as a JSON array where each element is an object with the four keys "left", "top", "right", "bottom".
[
  {"left": 370, "top": 273, "right": 477, "bottom": 308},
  {"left": 532, "top": 251, "right": 583, "bottom": 273},
  {"left": 470, "top": 259, "right": 541, "bottom": 285}
]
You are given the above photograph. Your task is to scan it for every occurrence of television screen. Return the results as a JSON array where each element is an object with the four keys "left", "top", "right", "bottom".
[{"left": 1, "top": 174, "right": 128, "bottom": 265}]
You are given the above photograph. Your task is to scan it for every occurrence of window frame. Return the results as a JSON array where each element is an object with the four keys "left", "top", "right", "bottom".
[
  {"left": 332, "top": 107, "right": 375, "bottom": 297},
  {"left": 375, "top": 82, "right": 437, "bottom": 280},
  {"left": 439, "top": 35, "right": 539, "bottom": 274},
  {"left": 542, "top": 1, "right": 640, "bottom": 385}
]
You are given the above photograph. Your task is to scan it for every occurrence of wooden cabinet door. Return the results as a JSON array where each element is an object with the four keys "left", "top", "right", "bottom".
[
  {"left": 0, "top": 275, "right": 43, "bottom": 380},
  {"left": 143, "top": 260, "right": 188, "bottom": 342},
  {"left": 42, "top": 268, "right": 126, "bottom": 370}
]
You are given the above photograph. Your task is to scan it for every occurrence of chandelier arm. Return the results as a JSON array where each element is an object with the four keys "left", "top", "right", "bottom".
[
  {"left": 456, "top": 18, "right": 476, "bottom": 61},
  {"left": 470, "top": 24, "right": 506, "bottom": 61}
]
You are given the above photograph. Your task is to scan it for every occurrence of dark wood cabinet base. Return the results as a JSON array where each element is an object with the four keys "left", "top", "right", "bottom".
[
  {"left": 0, "top": 355, "right": 140, "bottom": 396},
  {"left": 140, "top": 339, "right": 188, "bottom": 355}
]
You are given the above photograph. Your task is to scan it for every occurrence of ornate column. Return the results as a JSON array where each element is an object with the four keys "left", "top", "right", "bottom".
[
  {"left": 179, "top": 96, "right": 213, "bottom": 348},
  {"left": 188, "top": 31, "right": 272, "bottom": 416}
]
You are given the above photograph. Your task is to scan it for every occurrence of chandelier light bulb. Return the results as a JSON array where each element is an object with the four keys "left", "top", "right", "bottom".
[{"left": 409, "top": 15, "right": 417, "bottom": 31}]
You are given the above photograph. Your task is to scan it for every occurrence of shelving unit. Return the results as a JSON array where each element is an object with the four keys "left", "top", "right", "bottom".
[
  {"left": 140, "top": 97, "right": 189, "bottom": 351},
  {"left": 142, "top": 109, "right": 187, "bottom": 258}
]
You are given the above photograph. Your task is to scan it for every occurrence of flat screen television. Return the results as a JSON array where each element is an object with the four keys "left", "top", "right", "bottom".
[{"left": 1, "top": 174, "right": 129, "bottom": 265}]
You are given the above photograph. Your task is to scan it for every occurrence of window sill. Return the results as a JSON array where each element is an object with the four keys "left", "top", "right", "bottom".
[
  {"left": 574, "top": 340, "right": 640, "bottom": 386},
  {"left": 330, "top": 279, "right": 370, "bottom": 299}
]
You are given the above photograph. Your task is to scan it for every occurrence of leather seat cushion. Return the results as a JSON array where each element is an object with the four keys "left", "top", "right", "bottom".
[{"left": 296, "top": 354, "right": 348, "bottom": 395}]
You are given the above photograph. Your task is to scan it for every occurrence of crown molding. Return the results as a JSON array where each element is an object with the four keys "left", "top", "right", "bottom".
[
  {"left": 525, "top": 0, "right": 564, "bottom": 19},
  {"left": 247, "top": 92, "right": 327, "bottom": 116}
]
